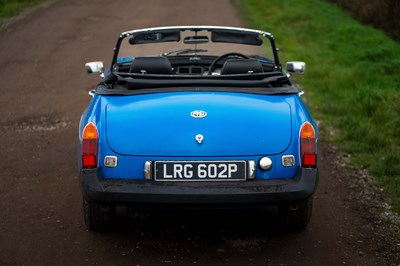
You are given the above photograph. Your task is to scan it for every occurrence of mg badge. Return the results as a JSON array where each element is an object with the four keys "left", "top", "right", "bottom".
[
  {"left": 191, "top": 110, "right": 207, "bottom": 119},
  {"left": 195, "top": 134, "right": 204, "bottom": 144}
]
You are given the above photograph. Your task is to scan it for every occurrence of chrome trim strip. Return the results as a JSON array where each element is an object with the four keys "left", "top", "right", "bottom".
[{"left": 121, "top": 25, "right": 272, "bottom": 38}]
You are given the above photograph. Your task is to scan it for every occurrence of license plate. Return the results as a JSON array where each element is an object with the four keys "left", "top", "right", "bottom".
[{"left": 154, "top": 161, "right": 247, "bottom": 181}]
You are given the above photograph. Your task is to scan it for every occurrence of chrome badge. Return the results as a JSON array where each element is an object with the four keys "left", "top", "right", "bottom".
[
  {"left": 191, "top": 110, "right": 207, "bottom": 119},
  {"left": 195, "top": 134, "right": 204, "bottom": 144}
]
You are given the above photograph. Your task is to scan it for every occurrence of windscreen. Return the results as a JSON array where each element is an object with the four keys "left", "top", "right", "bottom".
[{"left": 117, "top": 29, "right": 275, "bottom": 62}]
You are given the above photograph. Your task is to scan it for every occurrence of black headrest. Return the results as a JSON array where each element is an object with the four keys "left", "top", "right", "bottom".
[
  {"left": 220, "top": 59, "right": 264, "bottom": 75},
  {"left": 129, "top": 56, "right": 173, "bottom": 74}
]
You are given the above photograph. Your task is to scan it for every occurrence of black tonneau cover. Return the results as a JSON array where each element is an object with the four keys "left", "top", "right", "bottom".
[{"left": 96, "top": 72, "right": 300, "bottom": 96}]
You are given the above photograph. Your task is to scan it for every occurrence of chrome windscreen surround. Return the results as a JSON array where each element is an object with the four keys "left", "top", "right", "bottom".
[
  {"left": 144, "top": 161, "right": 153, "bottom": 180},
  {"left": 248, "top": 160, "right": 256, "bottom": 179},
  {"left": 121, "top": 25, "right": 272, "bottom": 39},
  {"left": 112, "top": 25, "right": 280, "bottom": 72}
]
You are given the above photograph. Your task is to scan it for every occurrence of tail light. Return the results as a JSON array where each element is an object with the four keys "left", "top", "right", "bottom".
[
  {"left": 300, "top": 122, "right": 317, "bottom": 168},
  {"left": 82, "top": 122, "right": 98, "bottom": 168}
]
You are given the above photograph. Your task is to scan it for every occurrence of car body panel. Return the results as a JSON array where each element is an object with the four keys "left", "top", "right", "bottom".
[
  {"left": 78, "top": 92, "right": 316, "bottom": 181},
  {"left": 105, "top": 92, "right": 292, "bottom": 157}
]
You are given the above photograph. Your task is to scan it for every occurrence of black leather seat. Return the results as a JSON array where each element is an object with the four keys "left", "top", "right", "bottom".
[
  {"left": 129, "top": 56, "right": 173, "bottom": 74},
  {"left": 220, "top": 59, "right": 264, "bottom": 75}
]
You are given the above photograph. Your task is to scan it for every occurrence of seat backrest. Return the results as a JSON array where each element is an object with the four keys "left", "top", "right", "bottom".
[
  {"left": 220, "top": 59, "right": 264, "bottom": 75},
  {"left": 129, "top": 56, "right": 173, "bottom": 74}
]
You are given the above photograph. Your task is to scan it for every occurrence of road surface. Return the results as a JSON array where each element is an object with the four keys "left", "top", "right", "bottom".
[{"left": 0, "top": 0, "right": 397, "bottom": 265}]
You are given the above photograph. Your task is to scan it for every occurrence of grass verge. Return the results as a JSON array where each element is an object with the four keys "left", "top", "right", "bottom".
[
  {"left": 0, "top": 0, "right": 46, "bottom": 24},
  {"left": 237, "top": 0, "right": 400, "bottom": 212}
]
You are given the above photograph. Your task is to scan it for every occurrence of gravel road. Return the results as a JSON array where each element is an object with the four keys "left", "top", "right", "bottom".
[{"left": 0, "top": 0, "right": 397, "bottom": 265}]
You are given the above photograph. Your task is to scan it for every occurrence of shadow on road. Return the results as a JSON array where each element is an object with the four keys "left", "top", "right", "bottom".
[{"left": 113, "top": 206, "right": 291, "bottom": 236}]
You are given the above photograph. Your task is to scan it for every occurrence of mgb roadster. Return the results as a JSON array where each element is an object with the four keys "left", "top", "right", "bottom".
[{"left": 80, "top": 26, "right": 318, "bottom": 231}]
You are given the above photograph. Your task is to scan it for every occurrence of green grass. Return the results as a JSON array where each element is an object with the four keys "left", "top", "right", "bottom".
[
  {"left": 237, "top": 0, "right": 400, "bottom": 211},
  {"left": 0, "top": 0, "right": 45, "bottom": 19}
]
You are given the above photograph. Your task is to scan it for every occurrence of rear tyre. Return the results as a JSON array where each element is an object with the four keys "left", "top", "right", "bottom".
[
  {"left": 83, "top": 197, "right": 115, "bottom": 231},
  {"left": 278, "top": 197, "right": 313, "bottom": 230}
]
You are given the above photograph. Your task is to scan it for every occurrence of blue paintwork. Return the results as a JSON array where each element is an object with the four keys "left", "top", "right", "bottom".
[
  {"left": 79, "top": 90, "right": 317, "bottom": 181},
  {"left": 106, "top": 92, "right": 291, "bottom": 156}
]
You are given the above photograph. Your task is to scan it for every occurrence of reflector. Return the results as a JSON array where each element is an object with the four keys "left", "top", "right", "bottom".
[
  {"left": 302, "top": 154, "right": 317, "bottom": 168},
  {"left": 282, "top": 155, "right": 295, "bottom": 167},
  {"left": 104, "top": 156, "right": 118, "bottom": 168},
  {"left": 83, "top": 155, "right": 96, "bottom": 168}
]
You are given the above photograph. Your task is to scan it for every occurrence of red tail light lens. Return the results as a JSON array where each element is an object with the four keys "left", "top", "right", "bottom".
[
  {"left": 300, "top": 122, "right": 317, "bottom": 168},
  {"left": 82, "top": 122, "right": 98, "bottom": 168}
]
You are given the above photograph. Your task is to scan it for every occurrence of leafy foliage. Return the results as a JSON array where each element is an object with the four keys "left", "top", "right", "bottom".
[
  {"left": 0, "top": 0, "right": 44, "bottom": 19},
  {"left": 329, "top": 0, "right": 400, "bottom": 41},
  {"left": 238, "top": 0, "right": 400, "bottom": 211}
]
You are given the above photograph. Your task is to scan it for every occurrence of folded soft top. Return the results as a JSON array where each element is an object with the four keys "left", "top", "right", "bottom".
[{"left": 95, "top": 72, "right": 300, "bottom": 96}]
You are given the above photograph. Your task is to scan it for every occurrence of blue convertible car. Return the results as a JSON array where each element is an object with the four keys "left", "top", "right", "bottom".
[{"left": 80, "top": 26, "right": 318, "bottom": 231}]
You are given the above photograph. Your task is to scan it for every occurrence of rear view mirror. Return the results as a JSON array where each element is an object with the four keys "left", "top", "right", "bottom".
[
  {"left": 286, "top": 61, "right": 306, "bottom": 74},
  {"left": 184, "top": 35, "right": 209, "bottom": 44},
  {"left": 85, "top": 61, "right": 104, "bottom": 75}
]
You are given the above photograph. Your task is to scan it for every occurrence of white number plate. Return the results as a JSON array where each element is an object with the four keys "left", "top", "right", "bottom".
[{"left": 154, "top": 161, "right": 247, "bottom": 181}]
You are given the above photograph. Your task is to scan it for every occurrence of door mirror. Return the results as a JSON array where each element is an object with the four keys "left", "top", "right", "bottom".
[
  {"left": 85, "top": 61, "right": 104, "bottom": 75},
  {"left": 286, "top": 61, "right": 306, "bottom": 74}
]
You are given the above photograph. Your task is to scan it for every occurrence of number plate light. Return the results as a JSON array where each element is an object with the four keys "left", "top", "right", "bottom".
[
  {"left": 144, "top": 161, "right": 152, "bottom": 180},
  {"left": 248, "top": 160, "right": 256, "bottom": 179}
]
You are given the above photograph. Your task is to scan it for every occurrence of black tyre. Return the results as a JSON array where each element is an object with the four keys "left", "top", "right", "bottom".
[
  {"left": 278, "top": 197, "right": 313, "bottom": 230},
  {"left": 83, "top": 197, "right": 115, "bottom": 231}
]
